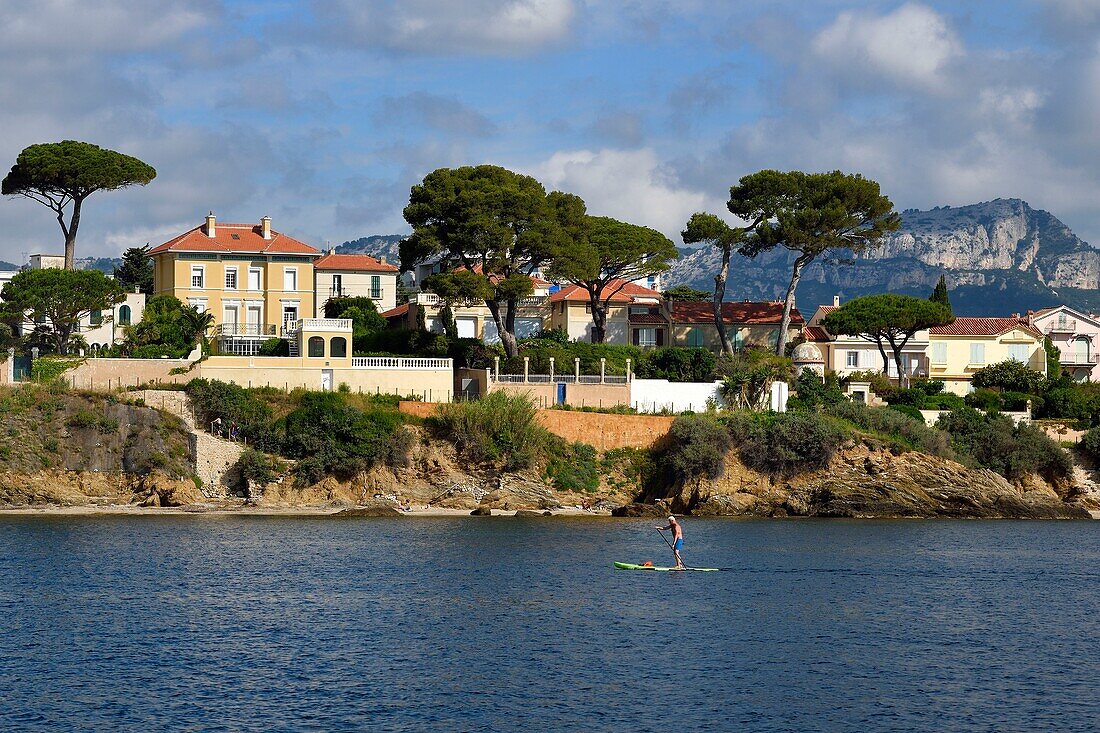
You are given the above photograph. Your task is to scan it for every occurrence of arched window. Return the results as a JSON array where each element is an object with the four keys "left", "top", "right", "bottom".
[
  {"left": 330, "top": 336, "right": 347, "bottom": 358},
  {"left": 90, "top": 309, "right": 102, "bottom": 326},
  {"left": 118, "top": 305, "right": 131, "bottom": 325},
  {"left": 686, "top": 328, "right": 704, "bottom": 347},
  {"left": 308, "top": 336, "right": 325, "bottom": 357}
]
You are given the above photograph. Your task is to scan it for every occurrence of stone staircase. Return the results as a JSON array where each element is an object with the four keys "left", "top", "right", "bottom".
[{"left": 129, "top": 390, "right": 245, "bottom": 498}]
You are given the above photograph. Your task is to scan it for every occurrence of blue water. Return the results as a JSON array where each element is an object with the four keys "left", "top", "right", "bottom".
[{"left": 0, "top": 516, "right": 1097, "bottom": 732}]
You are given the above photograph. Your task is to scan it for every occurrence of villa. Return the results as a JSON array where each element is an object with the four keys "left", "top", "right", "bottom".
[
  {"left": 548, "top": 280, "right": 665, "bottom": 346},
  {"left": 808, "top": 296, "right": 929, "bottom": 381},
  {"left": 927, "top": 316, "right": 1046, "bottom": 395},
  {"left": 669, "top": 299, "right": 802, "bottom": 352},
  {"left": 1028, "top": 306, "right": 1100, "bottom": 381}
]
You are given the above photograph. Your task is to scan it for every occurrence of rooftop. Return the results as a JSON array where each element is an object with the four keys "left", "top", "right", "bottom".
[
  {"left": 929, "top": 317, "right": 1042, "bottom": 338},
  {"left": 550, "top": 280, "right": 662, "bottom": 304},
  {"left": 148, "top": 219, "right": 320, "bottom": 256},
  {"left": 315, "top": 252, "right": 398, "bottom": 272},
  {"left": 671, "top": 300, "right": 803, "bottom": 325}
]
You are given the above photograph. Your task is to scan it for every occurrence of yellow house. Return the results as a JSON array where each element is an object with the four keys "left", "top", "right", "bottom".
[
  {"left": 149, "top": 213, "right": 321, "bottom": 353},
  {"left": 669, "top": 300, "right": 803, "bottom": 353},
  {"left": 928, "top": 317, "right": 1047, "bottom": 395},
  {"left": 548, "top": 280, "right": 665, "bottom": 345}
]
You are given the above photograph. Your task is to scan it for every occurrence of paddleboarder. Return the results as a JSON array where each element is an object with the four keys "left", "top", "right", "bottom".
[{"left": 656, "top": 515, "right": 685, "bottom": 569}]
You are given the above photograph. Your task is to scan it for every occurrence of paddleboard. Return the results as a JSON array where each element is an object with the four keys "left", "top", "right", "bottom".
[{"left": 614, "top": 562, "right": 720, "bottom": 572}]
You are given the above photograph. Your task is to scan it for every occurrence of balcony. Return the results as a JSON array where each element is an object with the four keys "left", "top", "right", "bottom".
[
  {"left": 281, "top": 318, "right": 353, "bottom": 337},
  {"left": 328, "top": 287, "right": 382, "bottom": 300},
  {"left": 412, "top": 292, "right": 547, "bottom": 308},
  {"left": 217, "top": 323, "right": 277, "bottom": 338},
  {"left": 1046, "top": 319, "right": 1077, "bottom": 334},
  {"left": 1060, "top": 353, "right": 1099, "bottom": 367},
  {"left": 351, "top": 357, "right": 452, "bottom": 369}
]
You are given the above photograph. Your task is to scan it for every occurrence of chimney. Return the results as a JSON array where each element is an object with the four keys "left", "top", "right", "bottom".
[
  {"left": 261, "top": 215, "right": 272, "bottom": 240},
  {"left": 832, "top": 295, "right": 840, "bottom": 307},
  {"left": 379, "top": 256, "right": 386, "bottom": 265},
  {"left": 205, "top": 211, "right": 216, "bottom": 238}
]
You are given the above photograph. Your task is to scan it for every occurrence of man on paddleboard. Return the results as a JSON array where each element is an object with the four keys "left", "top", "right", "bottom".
[{"left": 656, "top": 515, "right": 685, "bottom": 569}]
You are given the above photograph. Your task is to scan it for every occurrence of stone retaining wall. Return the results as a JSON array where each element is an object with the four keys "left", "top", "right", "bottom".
[{"left": 399, "top": 401, "right": 674, "bottom": 451}]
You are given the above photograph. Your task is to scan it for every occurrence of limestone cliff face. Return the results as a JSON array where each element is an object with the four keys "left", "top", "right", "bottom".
[
  {"left": 651, "top": 443, "right": 1090, "bottom": 520},
  {"left": 664, "top": 198, "right": 1100, "bottom": 316}
]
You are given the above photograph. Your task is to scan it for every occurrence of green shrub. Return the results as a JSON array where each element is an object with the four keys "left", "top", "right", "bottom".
[
  {"left": 31, "top": 357, "right": 81, "bottom": 384},
  {"left": 1080, "top": 427, "right": 1100, "bottom": 462},
  {"left": 635, "top": 347, "right": 717, "bottom": 382},
  {"left": 827, "top": 401, "right": 953, "bottom": 458},
  {"left": 923, "top": 393, "right": 965, "bottom": 411},
  {"left": 66, "top": 409, "right": 119, "bottom": 433},
  {"left": 185, "top": 379, "right": 279, "bottom": 451},
  {"left": 284, "top": 392, "right": 412, "bottom": 484},
  {"left": 884, "top": 387, "right": 926, "bottom": 409},
  {"left": 910, "top": 378, "right": 945, "bottom": 395},
  {"left": 720, "top": 411, "right": 845, "bottom": 476},
  {"left": 545, "top": 441, "right": 600, "bottom": 493},
  {"left": 432, "top": 391, "right": 549, "bottom": 470},
  {"left": 842, "top": 370, "right": 893, "bottom": 394},
  {"left": 788, "top": 371, "right": 845, "bottom": 412},
  {"left": 971, "top": 360, "right": 1043, "bottom": 394},
  {"left": 889, "top": 404, "right": 925, "bottom": 422},
  {"left": 965, "top": 388, "right": 1003, "bottom": 411},
  {"left": 236, "top": 449, "right": 282, "bottom": 486},
  {"left": 1001, "top": 391, "right": 1041, "bottom": 412},
  {"left": 258, "top": 338, "right": 289, "bottom": 357},
  {"left": 936, "top": 407, "right": 1071, "bottom": 483},
  {"left": 660, "top": 414, "right": 732, "bottom": 482}
]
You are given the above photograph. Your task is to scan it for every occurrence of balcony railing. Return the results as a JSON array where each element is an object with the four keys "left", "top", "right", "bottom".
[
  {"left": 491, "top": 373, "right": 629, "bottom": 384},
  {"left": 1046, "top": 320, "right": 1077, "bottom": 334},
  {"left": 282, "top": 318, "right": 353, "bottom": 336},
  {"left": 351, "top": 357, "right": 452, "bottom": 369},
  {"left": 217, "top": 323, "right": 277, "bottom": 337},
  {"left": 412, "top": 292, "right": 548, "bottom": 308},
  {"left": 1061, "top": 353, "right": 1099, "bottom": 366},
  {"left": 328, "top": 287, "right": 383, "bottom": 300}
]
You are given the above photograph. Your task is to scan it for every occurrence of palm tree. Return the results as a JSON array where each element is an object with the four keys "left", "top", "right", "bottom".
[{"left": 180, "top": 307, "right": 215, "bottom": 346}]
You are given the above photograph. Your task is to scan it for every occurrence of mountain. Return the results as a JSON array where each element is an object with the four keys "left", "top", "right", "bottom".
[
  {"left": 335, "top": 235, "right": 404, "bottom": 266},
  {"left": 663, "top": 198, "right": 1100, "bottom": 317}
]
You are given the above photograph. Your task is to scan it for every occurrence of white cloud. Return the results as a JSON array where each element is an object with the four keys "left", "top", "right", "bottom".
[
  {"left": 530, "top": 148, "right": 723, "bottom": 240},
  {"left": 811, "top": 3, "right": 962, "bottom": 92},
  {"left": 309, "top": 0, "right": 576, "bottom": 55}
]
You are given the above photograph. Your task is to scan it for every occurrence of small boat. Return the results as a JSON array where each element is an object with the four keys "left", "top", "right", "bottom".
[{"left": 614, "top": 562, "right": 721, "bottom": 572}]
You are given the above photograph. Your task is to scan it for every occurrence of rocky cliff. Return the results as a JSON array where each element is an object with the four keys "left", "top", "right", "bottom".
[
  {"left": 664, "top": 198, "right": 1100, "bottom": 316},
  {"left": 623, "top": 442, "right": 1090, "bottom": 519}
]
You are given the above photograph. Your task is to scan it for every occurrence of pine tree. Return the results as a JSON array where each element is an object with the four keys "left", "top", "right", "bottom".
[
  {"left": 929, "top": 274, "right": 952, "bottom": 313},
  {"left": 113, "top": 244, "right": 154, "bottom": 294}
]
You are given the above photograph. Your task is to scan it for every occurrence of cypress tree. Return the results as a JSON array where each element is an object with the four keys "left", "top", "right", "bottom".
[{"left": 929, "top": 274, "right": 952, "bottom": 313}]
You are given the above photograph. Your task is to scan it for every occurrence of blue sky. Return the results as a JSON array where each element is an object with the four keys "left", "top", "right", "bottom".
[{"left": 2, "top": 0, "right": 1100, "bottom": 262}]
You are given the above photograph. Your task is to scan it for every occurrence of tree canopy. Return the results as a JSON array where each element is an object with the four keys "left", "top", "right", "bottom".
[
  {"left": 401, "top": 165, "right": 575, "bottom": 357},
  {"left": 123, "top": 294, "right": 211, "bottom": 358},
  {"left": 822, "top": 293, "right": 953, "bottom": 384},
  {"left": 2, "top": 141, "right": 156, "bottom": 269},
  {"left": 1, "top": 268, "right": 125, "bottom": 355},
  {"left": 662, "top": 285, "right": 711, "bottom": 301},
  {"left": 547, "top": 215, "right": 677, "bottom": 343},
  {"left": 739, "top": 170, "right": 900, "bottom": 355},
  {"left": 113, "top": 244, "right": 154, "bottom": 294}
]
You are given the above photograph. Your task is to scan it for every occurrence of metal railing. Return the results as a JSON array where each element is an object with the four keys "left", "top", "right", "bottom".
[
  {"left": 329, "top": 287, "right": 383, "bottom": 300},
  {"left": 1061, "top": 353, "right": 1099, "bottom": 366},
  {"left": 351, "top": 357, "right": 453, "bottom": 369},
  {"left": 217, "top": 323, "right": 277, "bottom": 337},
  {"left": 412, "top": 292, "right": 548, "bottom": 308},
  {"left": 1046, "top": 319, "right": 1077, "bottom": 333}
]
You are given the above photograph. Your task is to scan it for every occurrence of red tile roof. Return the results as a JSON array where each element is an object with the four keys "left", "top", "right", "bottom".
[
  {"left": 930, "top": 317, "right": 1042, "bottom": 338},
  {"left": 671, "top": 301, "right": 803, "bottom": 325},
  {"left": 550, "top": 280, "right": 662, "bottom": 304},
  {"left": 453, "top": 264, "right": 549, "bottom": 287},
  {"left": 381, "top": 303, "right": 410, "bottom": 319},
  {"left": 149, "top": 222, "right": 320, "bottom": 256},
  {"left": 803, "top": 325, "right": 830, "bottom": 342},
  {"left": 628, "top": 312, "right": 667, "bottom": 325},
  {"left": 315, "top": 253, "right": 398, "bottom": 272}
]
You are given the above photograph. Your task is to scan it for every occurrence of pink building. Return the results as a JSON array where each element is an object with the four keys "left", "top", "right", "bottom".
[{"left": 1029, "top": 306, "right": 1100, "bottom": 381}]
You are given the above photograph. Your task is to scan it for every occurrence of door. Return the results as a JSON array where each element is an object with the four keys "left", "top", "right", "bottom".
[
  {"left": 1076, "top": 337, "right": 1090, "bottom": 364},
  {"left": 321, "top": 369, "right": 333, "bottom": 392},
  {"left": 556, "top": 382, "right": 566, "bottom": 405},
  {"left": 223, "top": 306, "right": 238, "bottom": 334},
  {"left": 282, "top": 306, "right": 298, "bottom": 329},
  {"left": 246, "top": 306, "right": 261, "bottom": 335}
]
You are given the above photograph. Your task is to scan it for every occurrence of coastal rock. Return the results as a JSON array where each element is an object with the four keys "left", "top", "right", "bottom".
[
  {"left": 335, "top": 505, "right": 403, "bottom": 517},
  {"left": 611, "top": 502, "right": 669, "bottom": 517},
  {"left": 133, "top": 473, "right": 205, "bottom": 507},
  {"left": 514, "top": 509, "right": 551, "bottom": 517},
  {"left": 471, "top": 507, "right": 493, "bottom": 516},
  {"left": 644, "top": 444, "right": 1090, "bottom": 519}
]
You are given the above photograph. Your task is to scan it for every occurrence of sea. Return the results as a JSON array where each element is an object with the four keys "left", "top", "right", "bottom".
[{"left": 0, "top": 515, "right": 1097, "bottom": 732}]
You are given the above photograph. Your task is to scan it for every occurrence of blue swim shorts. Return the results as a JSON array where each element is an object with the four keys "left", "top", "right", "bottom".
[{"left": 673, "top": 538, "right": 683, "bottom": 551}]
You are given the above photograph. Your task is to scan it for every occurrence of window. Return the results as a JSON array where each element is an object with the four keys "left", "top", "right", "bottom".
[
  {"left": 284, "top": 268, "right": 298, "bottom": 291},
  {"left": 635, "top": 328, "right": 656, "bottom": 347},
  {"left": 846, "top": 351, "right": 859, "bottom": 368},
  {"left": 282, "top": 306, "right": 298, "bottom": 327},
  {"left": 686, "top": 328, "right": 704, "bottom": 347},
  {"left": 248, "top": 268, "right": 261, "bottom": 291},
  {"left": 191, "top": 266, "right": 204, "bottom": 289},
  {"left": 584, "top": 303, "right": 592, "bottom": 314},
  {"left": 187, "top": 298, "right": 207, "bottom": 313},
  {"left": 330, "top": 337, "right": 347, "bottom": 358},
  {"left": 970, "top": 343, "right": 985, "bottom": 365},
  {"left": 931, "top": 342, "right": 947, "bottom": 363},
  {"left": 370, "top": 275, "right": 381, "bottom": 299},
  {"left": 224, "top": 267, "right": 237, "bottom": 290},
  {"left": 308, "top": 336, "right": 325, "bottom": 357},
  {"left": 1008, "top": 344, "right": 1028, "bottom": 363},
  {"left": 90, "top": 310, "right": 102, "bottom": 327},
  {"left": 118, "top": 305, "right": 131, "bottom": 325},
  {"left": 332, "top": 274, "right": 343, "bottom": 297}
]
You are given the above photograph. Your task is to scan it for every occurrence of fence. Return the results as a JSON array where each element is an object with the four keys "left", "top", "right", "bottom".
[
  {"left": 351, "top": 357, "right": 452, "bottom": 369},
  {"left": 490, "top": 373, "right": 629, "bottom": 384}
]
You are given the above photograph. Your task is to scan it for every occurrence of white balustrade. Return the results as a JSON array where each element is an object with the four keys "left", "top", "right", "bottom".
[{"left": 351, "top": 357, "right": 453, "bottom": 369}]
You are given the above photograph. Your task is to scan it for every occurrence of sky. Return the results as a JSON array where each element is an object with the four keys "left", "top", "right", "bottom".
[{"left": 2, "top": 0, "right": 1100, "bottom": 263}]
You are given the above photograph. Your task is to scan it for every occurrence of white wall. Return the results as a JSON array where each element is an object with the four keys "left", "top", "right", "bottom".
[{"left": 630, "top": 379, "right": 725, "bottom": 413}]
